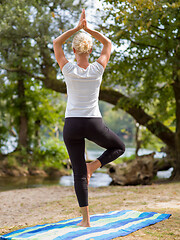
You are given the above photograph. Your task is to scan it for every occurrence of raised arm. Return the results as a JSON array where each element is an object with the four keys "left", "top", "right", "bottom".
[
  {"left": 83, "top": 12, "right": 112, "bottom": 69},
  {"left": 53, "top": 9, "right": 86, "bottom": 70}
]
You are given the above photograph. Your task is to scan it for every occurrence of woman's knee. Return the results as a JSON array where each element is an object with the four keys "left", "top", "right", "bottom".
[
  {"left": 115, "top": 142, "right": 125, "bottom": 158},
  {"left": 73, "top": 167, "right": 87, "bottom": 182},
  {"left": 116, "top": 141, "right": 125, "bottom": 155},
  {"left": 74, "top": 175, "right": 88, "bottom": 189}
]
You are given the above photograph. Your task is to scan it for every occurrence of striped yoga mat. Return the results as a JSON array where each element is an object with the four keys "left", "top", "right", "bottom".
[{"left": 0, "top": 210, "right": 171, "bottom": 240}]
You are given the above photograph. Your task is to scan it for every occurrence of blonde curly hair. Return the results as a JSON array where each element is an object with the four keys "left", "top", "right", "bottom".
[{"left": 72, "top": 32, "right": 93, "bottom": 54}]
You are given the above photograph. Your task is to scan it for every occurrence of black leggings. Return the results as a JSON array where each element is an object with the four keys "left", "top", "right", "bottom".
[{"left": 63, "top": 117, "right": 125, "bottom": 207}]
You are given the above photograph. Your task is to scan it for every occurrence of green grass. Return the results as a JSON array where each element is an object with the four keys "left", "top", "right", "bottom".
[{"left": 113, "top": 154, "right": 136, "bottom": 164}]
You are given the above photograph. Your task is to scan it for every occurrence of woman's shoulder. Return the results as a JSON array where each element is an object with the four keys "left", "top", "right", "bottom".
[
  {"left": 62, "top": 61, "right": 75, "bottom": 74},
  {"left": 90, "top": 61, "right": 104, "bottom": 74}
]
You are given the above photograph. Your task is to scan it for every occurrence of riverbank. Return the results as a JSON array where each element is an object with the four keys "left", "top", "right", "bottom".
[{"left": 0, "top": 182, "right": 179, "bottom": 239}]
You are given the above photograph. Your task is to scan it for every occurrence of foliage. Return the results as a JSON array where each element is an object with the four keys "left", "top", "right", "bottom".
[
  {"left": 99, "top": 101, "right": 136, "bottom": 145},
  {"left": 5, "top": 155, "right": 20, "bottom": 168},
  {"left": 114, "top": 154, "right": 136, "bottom": 164},
  {"left": 96, "top": 0, "right": 180, "bottom": 177},
  {"left": 137, "top": 126, "right": 165, "bottom": 151},
  {"left": 100, "top": 101, "right": 165, "bottom": 150},
  {"left": 100, "top": 0, "right": 179, "bottom": 126},
  {"left": 0, "top": 0, "right": 85, "bottom": 153},
  {"left": 33, "top": 137, "right": 68, "bottom": 169},
  {"left": 1, "top": 0, "right": 180, "bottom": 177}
]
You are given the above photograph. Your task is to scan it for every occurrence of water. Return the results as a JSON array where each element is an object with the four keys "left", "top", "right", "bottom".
[
  {"left": 0, "top": 176, "right": 60, "bottom": 192},
  {"left": 0, "top": 172, "right": 112, "bottom": 191},
  {"left": 156, "top": 167, "right": 173, "bottom": 179},
  {"left": 59, "top": 167, "right": 173, "bottom": 188},
  {"left": 60, "top": 172, "right": 112, "bottom": 188},
  {"left": 87, "top": 148, "right": 166, "bottom": 159},
  {"left": 0, "top": 148, "right": 171, "bottom": 191}
]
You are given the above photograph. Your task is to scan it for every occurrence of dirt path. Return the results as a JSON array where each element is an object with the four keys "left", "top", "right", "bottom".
[{"left": 0, "top": 182, "right": 180, "bottom": 239}]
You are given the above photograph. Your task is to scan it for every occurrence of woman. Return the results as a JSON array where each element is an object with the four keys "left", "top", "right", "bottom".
[{"left": 53, "top": 9, "right": 125, "bottom": 227}]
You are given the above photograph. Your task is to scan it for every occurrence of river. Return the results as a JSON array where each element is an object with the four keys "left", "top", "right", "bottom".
[{"left": 0, "top": 148, "right": 173, "bottom": 191}]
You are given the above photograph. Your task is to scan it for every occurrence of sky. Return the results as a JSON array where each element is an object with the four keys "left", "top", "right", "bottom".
[
  {"left": 84, "top": 0, "right": 105, "bottom": 29},
  {"left": 84, "top": 0, "right": 128, "bottom": 53}
]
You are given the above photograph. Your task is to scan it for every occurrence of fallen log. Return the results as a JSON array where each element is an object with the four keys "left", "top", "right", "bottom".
[{"left": 108, "top": 152, "right": 173, "bottom": 186}]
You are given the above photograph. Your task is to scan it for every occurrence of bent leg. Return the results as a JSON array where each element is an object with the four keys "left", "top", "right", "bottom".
[{"left": 86, "top": 118, "right": 125, "bottom": 167}]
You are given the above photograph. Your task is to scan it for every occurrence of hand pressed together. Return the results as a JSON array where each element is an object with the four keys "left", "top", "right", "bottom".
[{"left": 77, "top": 9, "right": 88, "bottom": 30}]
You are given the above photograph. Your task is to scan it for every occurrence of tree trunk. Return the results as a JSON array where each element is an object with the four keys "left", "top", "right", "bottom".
[
  {"left": 135, "top": 122, "right": 141, "bottom": 156},
  {"left": 34, "top": 119, "right": 41, "bottom": 148},
  {"left": 172, "top": 71, "right": 180, "bottom": 179},
  {"left": 17, "top": 78, "right": 28, "bottom": 149}
]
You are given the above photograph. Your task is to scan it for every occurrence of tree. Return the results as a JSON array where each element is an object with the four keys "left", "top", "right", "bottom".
[
  {"left": 98, "top": 0, "right": 180, "bottom": 178},
  {"left": 1, "top": 0, "right": 180, "bottom": 179},
  {"left": 0, "top": 0, "right": 84, "bottom": 153},
  {"left": 100, "top": 102, "right": 135, "bottom": 145}
]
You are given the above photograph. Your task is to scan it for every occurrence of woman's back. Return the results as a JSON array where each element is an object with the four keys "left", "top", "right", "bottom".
[{"left": 62, "top": 61, "right": 104, "bottom": 118}]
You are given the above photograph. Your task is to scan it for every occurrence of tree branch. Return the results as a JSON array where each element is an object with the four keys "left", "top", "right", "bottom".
[
  {"left": 151, "top": 25, "right": 165, "bottom": 31},
  {"left": 2, "top": 64, "right": 175, "bottom": 150},
  {"left": 130, "top": 39, "right": 161, "bottom": 50},
  {"left": 1, "top": 64, "right": 67, "bottom": 93},
  {"left": 41, "top": 70, "right": 175, "bottom": 150},
  {"left": 148, "top": 28, "right": 164, "bottom": 39},
  {"left": 99, "top": 87, "right": 175, "bottom": 150}
]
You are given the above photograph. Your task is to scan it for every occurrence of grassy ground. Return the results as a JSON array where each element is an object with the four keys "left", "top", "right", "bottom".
[{"left": 0, "top": 181, "right": 179, "bottom": 239}]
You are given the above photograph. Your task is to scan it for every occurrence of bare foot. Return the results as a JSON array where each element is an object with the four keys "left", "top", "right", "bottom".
[
  {"left": 77, "top": 220, "right": 91, "bottom": 227},
  {"left": 86, "top": 163, "right": 93, "bottom": 185},
  {"left": 86, "top": 160, "right": 101, "bottom": 185}
]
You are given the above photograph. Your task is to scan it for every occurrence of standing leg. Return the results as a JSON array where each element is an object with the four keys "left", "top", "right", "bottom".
[
  {"left": 63, "top": 118, "right": 90, "bottom": 227},
  {"left": 77, "top": 206, "right": 90, "bottom": 227}
]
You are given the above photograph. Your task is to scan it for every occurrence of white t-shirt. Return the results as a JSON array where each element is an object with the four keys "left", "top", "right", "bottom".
[{"left": 62, "top": 61, "right": 104, "bottom": 118}]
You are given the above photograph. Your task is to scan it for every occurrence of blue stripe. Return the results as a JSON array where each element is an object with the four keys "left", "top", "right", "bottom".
[
  {"left": 6, "top": 210, "right": 130, "bottom": 239},
  {"left": 0, "top": 212, "right": 156, "bottom": 239},
  {"left": 0, "top": 211, "right": 171, "bottom": 240},
  {"left": 157, "top": 213, "right": 171, "bottom": 220},
  {"left": 53, "top": 212, "right": 158, "bottom": 240},
  {"left": 0, "top": 217, "right": 78, "bottom": 238},
  {"left": 85, "top": 214, "right": 172, "bottom": 240}
]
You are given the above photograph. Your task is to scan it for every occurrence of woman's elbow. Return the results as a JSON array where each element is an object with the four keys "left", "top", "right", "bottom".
[
  {"left": 108, "top": 39, "right": 112, "bottom": 45},
  {"left": 53, "top": 39, "right": 57, "bottom": 45},
  {"left": 109, "top": 41, "right": 112, "bottom": 50},
  {"left": 105, "top": 39, "right": 112, "bottom": 48}
]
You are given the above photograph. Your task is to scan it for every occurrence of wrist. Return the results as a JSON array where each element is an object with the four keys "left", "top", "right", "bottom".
[
  {"left": 74, "top": 26, "right": 81, "bottom": 32},
  {"left": 84, "top": 27, "right": 90, "bottom": 32}
]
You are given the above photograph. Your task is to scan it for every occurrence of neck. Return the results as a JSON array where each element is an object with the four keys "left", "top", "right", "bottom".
[{"left": 75, "top": 53, "right": 89, "bottom": 69}]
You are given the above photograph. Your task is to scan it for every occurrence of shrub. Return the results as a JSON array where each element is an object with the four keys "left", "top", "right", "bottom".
[{"left": 33, "top": 137, "right": 68, "bottom": 169}]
